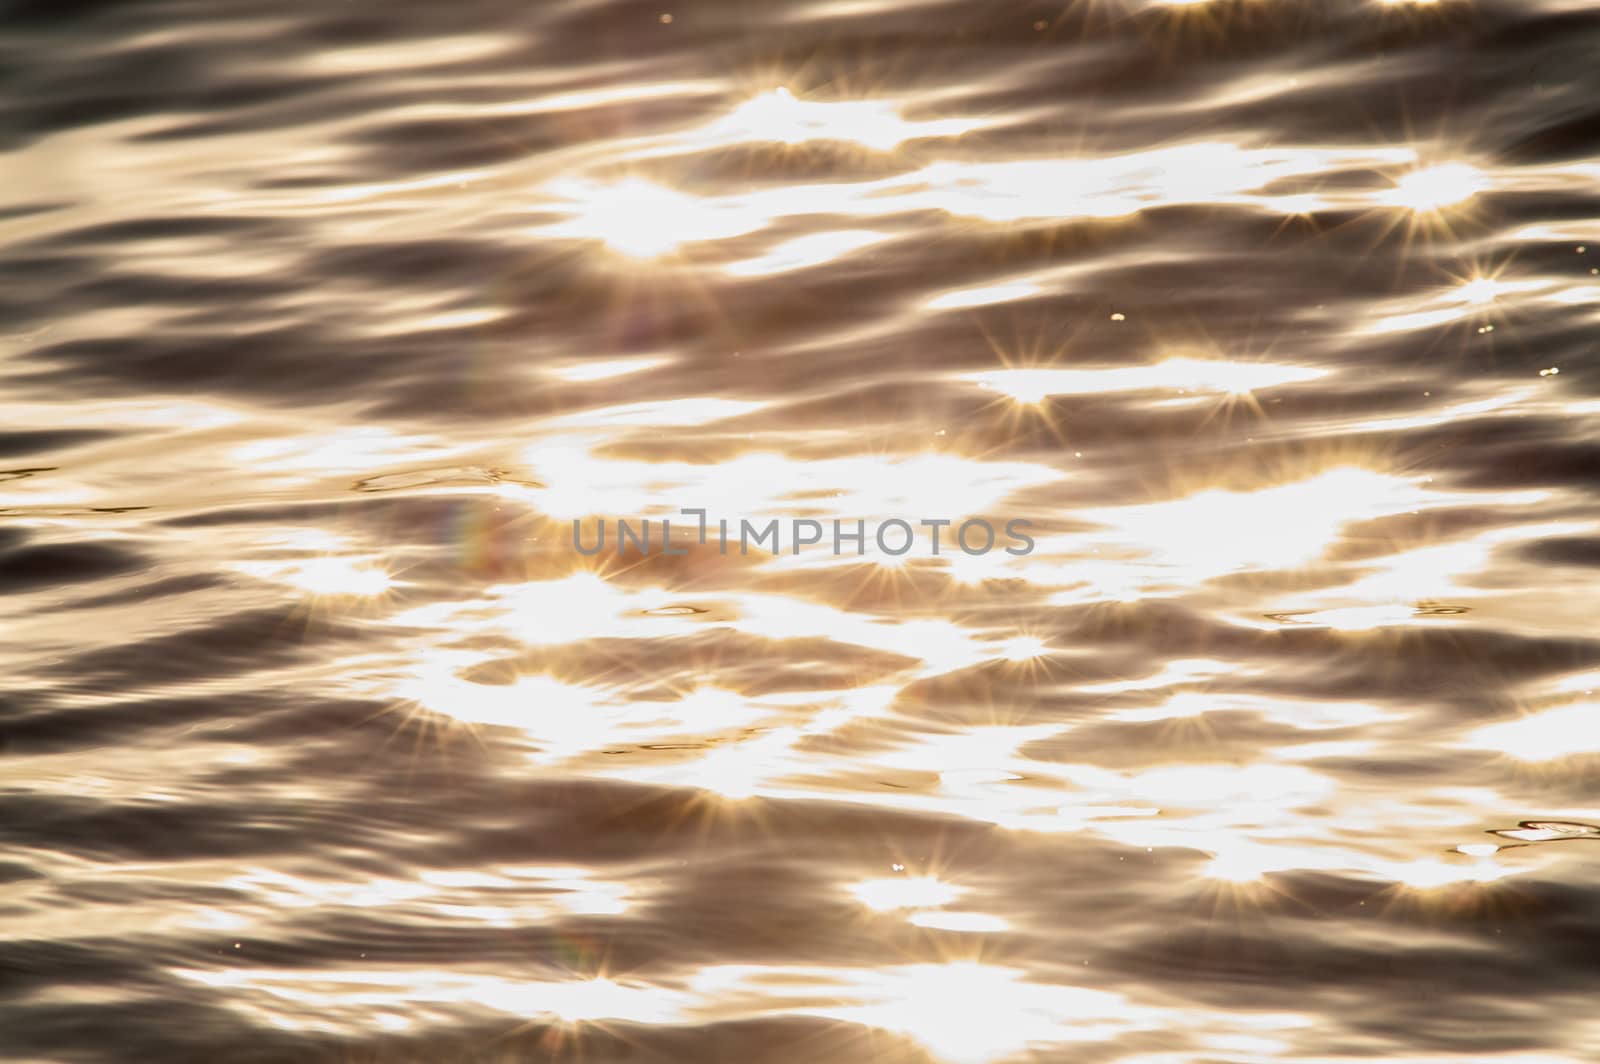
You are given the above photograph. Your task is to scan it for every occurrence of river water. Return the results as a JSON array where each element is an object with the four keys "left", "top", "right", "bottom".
[{"left": 4, "top": 0, "right": 1600, "bottom": 1061}]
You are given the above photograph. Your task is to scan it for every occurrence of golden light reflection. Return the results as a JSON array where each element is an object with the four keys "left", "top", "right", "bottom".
[
  {"left": 724, "top": 229, "right": 890, "bottom": 277},
  {"left": 1113, "top": 693, "right": 1390, "bottom": 730},
  {"left": 238, "top": 555, "right": 392, "bottom": 598},
  {"left": 532, "top": 131, "right": 1439, "bottom": 260},
  {"left": 907, "top": 911, "right": 1009, "bottom": 932},
  {"left": 521, "top": 442, "right": 1061, "bottom": 521},
  {"left": 400, "top": 660, "right": 614, "bottom": 732},
  {"left": 1076, "top": 658, "right": 1234, "bottom": 694},
  {"left": 177, "top": 968, "right": 687, "bottom": 1031},
  {"left": 997, "top": 634, "right": 1048, "bottom": 662},
  {"left": 389, "top": 572, "right": 994, "bottom": 697},
  {"left": 544, "top": 356, "right": 670, "bottom": 382},
  {"left": 486, "top": 79, "right": 725, "bottom": 117},
  {"left": 395, "top": 648, "right": 786, "bottom": 765},
  {"left": 1468, "top": 702, "right": 1600, "bottom": 762},
  {"left": 1086, "top": 762, "right": 1335, "bottom": 811},
  {"left": 1264, "top": 603, "right": 1443, "bottom": 630},
  {"left": 875, "top": 725, "right": 1061, "bottom": 787},
  {"left": 942, "top": 547, "right": 1023, "bottom": 585},
  {"left": 963, "top": 357, "right": 1327, "bottom": 404},
  {"left": 1204, "top": 839, "right": 1526, "bottom": 892},
  {"left": 1382, "top": 162, "right": 1488, "bottom": 212},
  {"left": 925, "top": 282, "right": 1043, "bottom": 310},
  {"left": 1054, "top": 804, "right": 1163, "bottom": 829},
  {"left": 1391, "top": 857, "right": 1512, "bottom": 889},
  {"left": 708, "top": 87, "right": 981, "bottom": 150},
  {"left": 542, "top": 177, "right": 772, "bottom": 257},
  {"left": 219, "top": 864, "right": 636, "bottom": 925},
  {"left": 710, "top": 963, "right": 1318, "bottom": 1062},
  {"left": 232, "top": 530, "right": 394, "bottom": 601},
  {"left": 1203, "top": 842, "right": 1337, "bottom": 884},
  {"left": 1363, "top": 262, "right": 1546, "bottom": 337},
  {"left": 363, "top": 304, "right": 504, "bottom": 337},
  {"left": 694, "top": 962, "right": 1158, "bottom": 1063},
  {"left": 675, "top": 725, "right": 801, "bottom": 800},
  {"left": 910, "top": 143, "right": 1413, "bottom": 222},
  {"left": 1083, "top": 467, "right": 1431, "bottom": 577},
  {"left": 229, "top": 426, "right": 465, "bottom": 486},
  {"left": 542, "top": 396, "right": 768, "bottom": 430},
  {"left": 301, "top": 34, "right": 511, "bottom": 74},
  {"left": 851, "top": 876, "right": 962, "bottom": 911},
  {"left": 798, "top": 683, "right": 902, "bottom": 734},
  {"left": 1334, "top": 383, "right": 1542, "bottom": 433}
]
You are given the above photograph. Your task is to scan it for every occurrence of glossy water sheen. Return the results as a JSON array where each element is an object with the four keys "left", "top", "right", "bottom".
[{"left": 4, "top": 0, "right": 1600, "bottom": 1061}]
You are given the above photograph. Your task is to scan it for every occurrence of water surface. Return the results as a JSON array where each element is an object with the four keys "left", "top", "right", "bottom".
[{"left": 4, "top": 0, "right": 1600, "bottom": 1061}]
